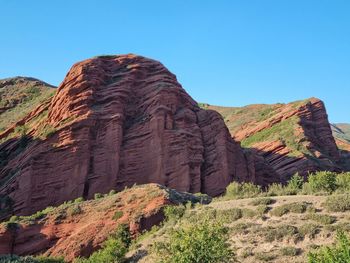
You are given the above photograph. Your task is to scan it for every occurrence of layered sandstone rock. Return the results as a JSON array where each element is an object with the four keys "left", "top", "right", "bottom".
[
  {"left": 0, "top": 184, "right": 209, "bottom": 261},
  {"left": 207, "top": 98, "right": 345, "bottom": 183},
  {"left": 0, "top": 55, "right": 247, "bottom": 218}
]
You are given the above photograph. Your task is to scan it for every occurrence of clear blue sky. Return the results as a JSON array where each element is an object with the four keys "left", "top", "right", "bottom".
[{"left": 1, "top": 1, "right": 349, "bottom": 123}]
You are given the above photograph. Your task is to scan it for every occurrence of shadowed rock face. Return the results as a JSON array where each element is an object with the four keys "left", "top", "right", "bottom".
[{"left": 0, "top": 55, "right": 248, "bottom": 217}]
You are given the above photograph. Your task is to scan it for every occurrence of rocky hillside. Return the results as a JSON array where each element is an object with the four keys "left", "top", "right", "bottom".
[
  {"left": 331, "top": 123, "right": 350, "bottom": 151},
  {"left": 0, "top": 184, "right": 210, "bottom": 262},
  {"left": 0, "top": 55, "right": 348, "bottom": 222},
  {"left": 0, "top": 55, "right": 249, "bottom": 219},
  {"left": 128, "top": 192, "right": 350, "bottom": 263},
  {"left": 0, "top": 77, "right": 56, "bottom": 132},
  {"left": 205, "top": 99, "right": 346, "bottom": 182}
]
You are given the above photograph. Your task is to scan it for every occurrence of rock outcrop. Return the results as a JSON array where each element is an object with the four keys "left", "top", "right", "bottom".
[
  {"left": 0, "top": 55, "right": 248, "bottom": 218},
  {"left": 0, "top": 184, "right": 209, "bottom": 261},
  {"left": 0, "top": 77, "right": 55, "bottom": 132},
  {"left": 206, "top": 98, "right": 346, "bottom": 183}
]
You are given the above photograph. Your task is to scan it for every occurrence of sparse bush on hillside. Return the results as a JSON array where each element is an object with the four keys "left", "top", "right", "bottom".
[
  {"left": 266, "top": 183, "right": 287, "bottom": 196},
  {"left": 286, "top": 173, "right": 304, "bottom": 194},
  {"left": 308, "top": 231, "right": 350, "bottom": 263},
  {"left": 74, "top": 197, "right": 84, "bottom": 203},
  {"left": 249, "top": 197, "right": 275, "bottom": 206},
  {"left": 225, "top": 181, "right": 261, "bottom": 199},
  {"left": 335, "top": 172, "right": 350, "bottom": 193},
  {"left": 305, "top": 213, "right": 336, "bottom": 225},
  {"left": 75, "top": 224, "right": 131, "bottom": 263},
  {"left": 262, "top": 225, "right": 298, "bottom": 242},
  {"left": 280, "top": 246, "right": 300, "bottom": 256},
  {"left": 323, "top": 194, "right": 350, "bottom": 212},
  {"left": 153, "top": 219, "right": 235, "bottom": 263},
  {"left": 298, "top": 223, "right": 320, "bottom": 239},
  {"left": 113, "top": 211, "right": 124, "bottom": 221},
  {"left": 163, "top": 205, "right": 186, "bottom": 221},
  {"left": 270, "top": 202, "right": 309, "bottom": 217},
  {"left": 308, "top": 171, "right": 337, "bottom": 194},
  {"left": 94, "top": 193, "right": 103, "bottom": 200}
]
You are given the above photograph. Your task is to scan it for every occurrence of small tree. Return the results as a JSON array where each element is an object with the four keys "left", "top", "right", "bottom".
[
  {"left": 286, "top": 173, "right": 304, "bottom": 194},
  {"left": 308, "top": 171, "right": 337, "bottom": 194},
  {"left": 153, "top": 219, "right": 235, "bottom": 263},
  {"left": 308, "top": 231, "right": 350, "bottom": 262}
]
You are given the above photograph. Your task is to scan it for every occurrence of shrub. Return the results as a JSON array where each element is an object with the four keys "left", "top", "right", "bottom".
[
  {"left": 67, "top": 205, "right": 82, "bottom": 217},
  {"left": 163, "top": 205, "right": 186, "bottom": 221},
  {"left": 256, "top": 205, "right": 269, "bottom": 216},
  {"left": 74, "top": 197, "right": 84, "bottom": 203},
  {"left": 298, "top": 223, "right": 320, "bottom": 239},
  {"left": 113, "top": 211, "right": 123, "bottom": 221},
  {"left": 323, "top": 194, "right": 350, "bottom": 212},
  {"left": 108, "top": 190, "right": 116, "bottom": 196},
  {"left": 193, "top": 193, "right": 212, "bottom": 204},
  {"left": 262, "top": 225, "right": 298, "bottom": 242},
  {"left": 308, "top": 231, "right": 350, "bottom": 263},
  {"left": 305, "top": 213, "right": 336, "bottom": 225},
  {"left": 308, "top": 171, "right": 337, "bottom": 194},
  {"left": 218, "top": 208, "right": 242, "bottom": 223},
  {"left": 266, "top": 183, "right": 286, "bottom": 196},
  {"left": 94, "top": 193, "right": 103, "bottom": 200},
  {"left": 255, "top": 252, "right": 276, "bottom": 261},
  {"left": 225, "top": 182, "right": 261, "bottom": 199},
  {"left": 336, "top": 172, "right": 350, "bottom": 193},
  {"left": 280, "top": 246, "right": 300, "bottom": 256},
  {"left": 249, "top": 197, "right": 275, "bottom": 206},
  {"left": 286, "top": 173, "right": 304, "bottom": 194},
  {"left": 153, "top": 219, "right": 235, "bottom": 263},
  {"left": 270, "top": 202, "right": 308, "bottom": 217},
  {"left": 76, "top": 224, "right": 131, "bottom": 263}
]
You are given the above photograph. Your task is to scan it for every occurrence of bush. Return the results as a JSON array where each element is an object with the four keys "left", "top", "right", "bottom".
[
  {"left": 255, "top": 252, "right": 276, "bottom": 261},
  {"left": 286, "top": 173, "right": 304, "bottom": 194},
  {"left": 74, "top": 197, "right": 84, "bottom": 203},
  {"left": 305, "top": 213, "right": 336, "bottom": 225},
  {"left": 335, "top": 172, "right": 350, "bottom": 193},
  {"left": 308, "top": 231, "right": 350, "bottom": 263},
  {"left": 262, "top": 225, "right": 298, "bottom": 242},
  {"left": 266, "top": 183, "right": 286, "bottom": 196},
  {"left": 249, "top": 197, "right": 275, "bottom": 206},
  {"left": 225, "top": 182, "right": 261, "bottom": 199},
  {"left": 76, "top": 224, "right": 131, "bottom": 263},
  {"left": 323, "top": 194, "right": 350, "bottom": 212},
  {"left": 94, "top": 193, "right": 103, "bottom": 200},
  {"left": 308, "top": 171, "right": 337, "bottom": 194},
  {"left": 280, "top": 246, "right": 300, "bottom": 256},
  {"left": 108, "top": 190, "right": 116, "bottom": 196},
  {"left": 163, "top": 205, "right": 186, "bottom": 221},
  {"left": 113, "top": 211, "right": 124, "bottom": 221},
  {"left": 298, "top": 223, "right": 320, "bottom": 239},
  {"left": 66, "top": 205, "right": 82, "bottom": 217},
  {"left": 270, "top": 202, "right": 308, "bottom": 217},
  {"left": 217, "top": 208, "right": 242, "bottom": 223},
  {"left": 153, "top": 219, "right": 235, "bottom": 263}
]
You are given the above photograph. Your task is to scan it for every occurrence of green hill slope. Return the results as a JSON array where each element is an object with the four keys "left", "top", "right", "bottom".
[{"left": 0, "top": 77, "right": 56, "bottom": 132}]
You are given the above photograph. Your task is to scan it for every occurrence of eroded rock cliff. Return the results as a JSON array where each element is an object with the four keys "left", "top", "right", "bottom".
[
  {"left": 0, "top": 55, "right": 247, "bottom": 218},
  {"left": 206, "top": 98, "right": 346, "bottom": 182}
]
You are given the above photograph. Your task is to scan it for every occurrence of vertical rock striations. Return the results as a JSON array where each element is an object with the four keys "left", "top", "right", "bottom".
[{"left": 0, "top": 55, "right": 247, "bottom": 217}]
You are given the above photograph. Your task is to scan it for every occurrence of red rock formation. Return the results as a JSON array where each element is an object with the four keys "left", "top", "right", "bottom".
[
  {"left": 0, "top": 55, "right": 247, "bottom": 218},
  {"left": 0, "top": 184, "right": 207, "bottom": 262},
  {"left": 208, "top": 98, "right": 345, "bottom": 183}
]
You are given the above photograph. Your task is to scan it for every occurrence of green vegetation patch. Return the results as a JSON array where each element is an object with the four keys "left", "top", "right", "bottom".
[{"left": 270, "top": 202, "right": 309, "bottom": 217}]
